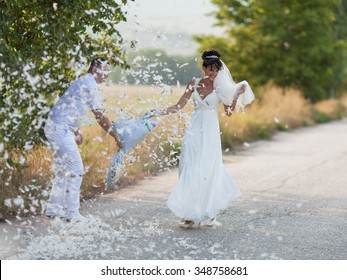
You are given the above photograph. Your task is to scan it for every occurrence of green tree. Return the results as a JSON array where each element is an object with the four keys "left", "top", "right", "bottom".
[
  {"left": 332, "top": 0, "right": 347, "bottom": 95},
  {"left": 0, "top": 0, "right": 134, "bottom": 158},
  {"left": 196, "top": 0, "right": 347, "bottom": 101}
]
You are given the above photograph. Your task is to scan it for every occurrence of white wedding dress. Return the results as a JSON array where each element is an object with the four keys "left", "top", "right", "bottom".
[{"left": 167, "top": 78, "right": 242, "bottom": 223}]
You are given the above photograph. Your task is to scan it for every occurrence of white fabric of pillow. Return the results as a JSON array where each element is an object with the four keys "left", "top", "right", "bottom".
[{"left": 105, "top": 114, "right": 158, "bottom": 189}]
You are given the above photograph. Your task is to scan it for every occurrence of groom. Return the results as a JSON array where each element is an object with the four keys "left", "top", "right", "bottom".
[{"left": 44, "top": 57, "right": 121, "bottom": 222}]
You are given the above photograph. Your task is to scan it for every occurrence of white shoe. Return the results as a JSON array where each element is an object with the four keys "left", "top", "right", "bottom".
[
  {"left": 45, "top": 209, "right": 65, "bottom": 219},
  {"left": 65, "top": 212, "right": 87, "bottom": 222},
  {"left": 204, "top": 217, "right": 216, "bottom": 227}
]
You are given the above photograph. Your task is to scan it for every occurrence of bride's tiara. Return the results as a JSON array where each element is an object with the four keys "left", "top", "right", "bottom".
[{"left": 204, "top": 55, "right": 219, "bottom": 59}]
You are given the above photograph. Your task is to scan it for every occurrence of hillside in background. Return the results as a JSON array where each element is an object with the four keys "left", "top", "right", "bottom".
[{"left": 109, "top": 49, "right": 201, "bottom": 86}]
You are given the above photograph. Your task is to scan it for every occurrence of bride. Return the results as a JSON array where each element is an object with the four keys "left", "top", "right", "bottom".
[{"left": 149, "top": 49, "right": 254, "bottom": 228}]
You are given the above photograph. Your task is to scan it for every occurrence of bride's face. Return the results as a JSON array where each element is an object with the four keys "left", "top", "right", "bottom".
[{"left": 203, "top": 65, "right": 219, "bottom": 81}]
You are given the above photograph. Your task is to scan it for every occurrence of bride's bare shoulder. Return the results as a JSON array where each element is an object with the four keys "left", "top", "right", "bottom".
[
  {"left": 185, "top": 79, "right": 196, "bottom": 92},
  {"left": 189, "top": 78, "right": 196, "bottom": 85}
]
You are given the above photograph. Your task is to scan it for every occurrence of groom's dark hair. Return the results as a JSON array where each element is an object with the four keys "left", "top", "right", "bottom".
[{"left": 88, "top": 57, "right": 109, "bottom": 73}]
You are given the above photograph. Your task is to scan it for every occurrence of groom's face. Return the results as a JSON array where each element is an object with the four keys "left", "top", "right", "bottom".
[{"left": 93, "top": 64, "right": 110, "bottom": 84}]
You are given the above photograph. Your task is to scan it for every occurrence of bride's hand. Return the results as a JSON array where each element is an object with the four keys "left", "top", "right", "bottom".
[
  {"left": 238, "top": 84, "right": 246, "bottom": 95},
  {"left": 225, "top": 106, "right": 233, "bottom": 117},
  {"left": 145, "top": 109, "right": 161, "bottom": 118},
  {"left": 144, "top": 110, "right": 155, "bottom": 118}
]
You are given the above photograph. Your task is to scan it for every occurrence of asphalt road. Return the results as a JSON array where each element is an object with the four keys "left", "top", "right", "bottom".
[{"left": 1, "top": 119, "right": 347, "bottom": 260}]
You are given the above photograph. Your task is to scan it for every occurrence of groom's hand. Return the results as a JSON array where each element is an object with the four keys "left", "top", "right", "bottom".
[
  {"left": 74, "top": 130, "right": 83, "bottom": 145},
  {"left": 114, "top": 135, "right": 123, "bottom": 149},
  {"left": 109, "top": 130, "right": 122, "bottom": 148},
  {"left": 116, "top": 139, "right": 122, "bottom": 149}
]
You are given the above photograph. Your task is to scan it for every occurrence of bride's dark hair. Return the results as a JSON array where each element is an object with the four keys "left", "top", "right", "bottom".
[{"left": 201, "top": 49, "right": 222, "bottom": 70}]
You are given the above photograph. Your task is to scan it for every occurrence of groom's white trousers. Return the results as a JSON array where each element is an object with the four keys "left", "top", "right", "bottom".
[{"left": 44, "top": 123, "right": 83, "bottom": 217}]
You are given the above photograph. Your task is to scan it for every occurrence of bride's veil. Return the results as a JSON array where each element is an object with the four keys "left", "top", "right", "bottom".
[{"left": 214, "top": 60, "right": 255, "bottom": 112}]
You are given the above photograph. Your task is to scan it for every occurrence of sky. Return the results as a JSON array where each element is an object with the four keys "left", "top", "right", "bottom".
[{"left": 118, "top": 0, "right": 225, "bottom": 55}]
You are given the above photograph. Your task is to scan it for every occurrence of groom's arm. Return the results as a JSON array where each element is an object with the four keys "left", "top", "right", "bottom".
[{"left": 92, "top": 110, "right": 122, "bottom": 148}]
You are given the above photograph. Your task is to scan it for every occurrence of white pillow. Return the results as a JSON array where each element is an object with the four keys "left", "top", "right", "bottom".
[
  {"left": 105, "top": 114, "right": 158, "bottom": 188},
  {"left": 113, "top": 115, "right": 158, "bottom": 153}
]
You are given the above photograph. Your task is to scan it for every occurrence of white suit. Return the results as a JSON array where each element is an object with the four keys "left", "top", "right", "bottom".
[{"left": 45, "top": 73, "right": 104, "bottom": 219}]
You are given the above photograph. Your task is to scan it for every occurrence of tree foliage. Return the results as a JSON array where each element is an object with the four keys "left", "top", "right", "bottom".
[
  {"left": 196, "top": 0, "right": 347, "bottom": 101},
  {"left": 0, "top": 0, "right": 134, "bottom": 157}
]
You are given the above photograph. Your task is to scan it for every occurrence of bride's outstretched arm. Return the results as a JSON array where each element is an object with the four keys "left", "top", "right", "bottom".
[{"left": 154, "top": 80, "right": 195, "bottom": 116}]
